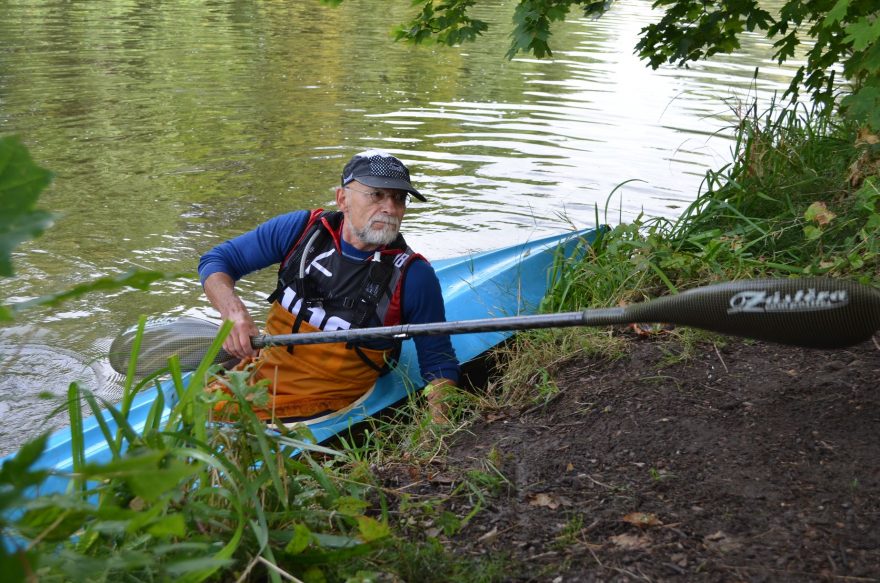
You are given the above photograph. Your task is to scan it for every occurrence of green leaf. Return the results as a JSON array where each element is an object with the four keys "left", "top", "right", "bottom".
[
  {"left": 7, "top": 269, "right": 182, "bottom": 316},
  {"left": 83, "top": 452, "right": 201, "bottom": 504},
  {"left": 803, "top": 225, "right": 823, "bottom": 240},
  {"left": 128, "top": 459, "right": 201, "bottom": 503},
  {"left": 146, "top": 513, "right": 187, "bottom": 537},
  {"left": 393, "top": 0, "right": 487, "bottom": 48},
  {"left": 823, "top": 0, "right": 850, "bottom": 26},
  {"left": 0, "top": 136, "right": 54, "bottom": 277},
  {"left": 284, "top": 523, "right": 313, "bottom": 555},
  {"left": 333, "top": 495, "right": 369, "bottom": 517},
  {"left": 311, "top": 532, "right": 361, "bottom": 548},
  {"left": 855, "top": 176, "right": 879, "bottom": 211},
  {"left": 0, "top": 435, "right": 49, "bottom": 511},
  {"left": 18, "top": 504, "right": 91, "bottom": 542},
  {"left": 356, "top": 515, "right": 390, "bottom": 543},
  {"left": 437, "top": 510, "right": 462, "bottom": 536},
  {"left": 166, "top": 557, "right": 236, "bottom": 577},
  {"left": 844, "top": 16, "right": 880, "bottom": 52},
  {"left": 804, "top": 201, "right": 836, "bottom": 225},
  {"left": 117, "top": 498, "right": 164, "bottom": 529},
  {"left": 841, "top": 85, "right": 880, "bottom": 130},
  {"left": 848, "top": 253, "right": 865, "bottom": 269},
  {"left": 0, "top": 433, "right": 47, "bottom": 481},
  {"left": 302, "top": 566, "right": 328, "bottom": 583}
]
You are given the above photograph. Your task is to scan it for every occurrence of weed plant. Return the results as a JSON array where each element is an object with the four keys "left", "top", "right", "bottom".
[
  {"left": 497, "top": 99, "right": 879, "bottom": 407},
  {"left": 0, "top": 322, "right": 501, "bottom": 582},
  {"left": 671, "top": 98, "right": 880, "bottom": 282},
  {"left": 572, "top": 98, "right": 876, "bottom": 308}
]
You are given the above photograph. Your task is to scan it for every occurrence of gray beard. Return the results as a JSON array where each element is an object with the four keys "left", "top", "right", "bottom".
[{"left": 352, "top": 214, "right": 401, "bottom": 246}]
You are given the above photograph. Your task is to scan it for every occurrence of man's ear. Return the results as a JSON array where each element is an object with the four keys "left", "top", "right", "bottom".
[{"left": 335, "top": 186, "right": 347, "bottom": 211}]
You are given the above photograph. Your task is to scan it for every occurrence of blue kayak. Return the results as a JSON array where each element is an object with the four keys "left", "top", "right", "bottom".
[{"left": 2, "top": 228, "right": 598, "bottom": 495}]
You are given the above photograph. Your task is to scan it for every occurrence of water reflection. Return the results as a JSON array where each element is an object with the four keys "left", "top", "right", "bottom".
[{"left": 0, "top": 0, "right": 808, "bottom": 454}]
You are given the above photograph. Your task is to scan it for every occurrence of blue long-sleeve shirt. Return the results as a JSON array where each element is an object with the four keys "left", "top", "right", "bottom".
[{"left": 199, "top": 210, "right": 460, "bottom": 384}]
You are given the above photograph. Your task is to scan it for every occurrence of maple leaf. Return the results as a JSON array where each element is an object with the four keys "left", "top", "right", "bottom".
[
  {"left": 844, "top": 16, "right": 880, "bottom": 52},
  {"left": 842, "top": 85, "right": 880, "bottom": 130}
]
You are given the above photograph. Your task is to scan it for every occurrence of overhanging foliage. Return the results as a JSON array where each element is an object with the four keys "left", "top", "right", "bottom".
[{"left": 322, "top": 0, "right": 880, "bottom": 129}]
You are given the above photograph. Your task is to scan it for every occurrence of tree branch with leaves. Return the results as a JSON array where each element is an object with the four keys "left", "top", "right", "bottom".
[{"left": 322, "top": 0, "right": 880, "bottom": 129}]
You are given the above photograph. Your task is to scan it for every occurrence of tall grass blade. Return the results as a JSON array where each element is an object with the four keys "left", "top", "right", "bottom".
[
  {"left": 168, "top": 320, "right": 232, "bottom": 439},
  {"left": 102, "top": 403, "right": 141, "bottom": 447},
  {"left": 143, "top": 381, "right": 166, "bottom": 446},
  {"left": 66, "top": 383, "right": 86, "bottom": 493},
  {"left": 237, "top": 404, "right": 288, "bottom": 508},
  {"left": 81, "top": 391, "right": 121, "bottom": 460},
  {"left": 168, "top": 354, "right": 186, "bottom": 401},
  {"left": 122, "top": 316, "right": 146, "bottom": 400}
]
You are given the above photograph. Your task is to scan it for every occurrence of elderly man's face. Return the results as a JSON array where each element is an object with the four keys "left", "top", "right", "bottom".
[{"left": 336, "top": 180, "right": 407, "bottom": 250}]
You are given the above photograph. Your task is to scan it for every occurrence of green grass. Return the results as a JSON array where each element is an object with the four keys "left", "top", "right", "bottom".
[
  {"left": 669, "top": 99, "right": 880, "bottom": 284},
  {"left": 496, "top": 98, "right": 879, "bottom": 409},
  {"left": 1, "top": 324, "right": 505, "bottom": 582}
]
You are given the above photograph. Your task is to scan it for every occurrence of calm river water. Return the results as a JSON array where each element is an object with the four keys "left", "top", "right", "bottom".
[{"left": 0, "top": 0, "right": 804, "bottom": 454}]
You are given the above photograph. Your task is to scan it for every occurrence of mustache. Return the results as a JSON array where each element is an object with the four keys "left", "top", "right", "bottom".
[{"left": 370, "top": 215, "right": 401, "bottom": 229}]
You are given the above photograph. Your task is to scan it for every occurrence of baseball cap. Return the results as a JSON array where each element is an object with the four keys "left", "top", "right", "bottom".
[{"left": 341, "top": 150, "right": 426, "bottom": 201}]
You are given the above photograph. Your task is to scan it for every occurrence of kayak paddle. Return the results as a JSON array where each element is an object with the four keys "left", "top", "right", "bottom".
[{"left": 109, "top": 278, "right": 880, "bottom": 375}]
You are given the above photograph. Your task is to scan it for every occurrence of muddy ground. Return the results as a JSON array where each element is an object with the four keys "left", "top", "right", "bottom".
[{"left": 379, "top": 334, "right": 880, "bottom": 582}]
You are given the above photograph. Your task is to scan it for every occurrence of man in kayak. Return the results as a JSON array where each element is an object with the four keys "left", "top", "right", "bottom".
[{"left": 198, "top": 150, "right": 460, "bottom": 422}]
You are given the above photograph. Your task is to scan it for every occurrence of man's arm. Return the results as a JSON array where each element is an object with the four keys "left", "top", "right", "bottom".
[
  {"left": 198, "top": 211, "right": 312, "bottom": 359},
  {"left": 203, "top": 272, "right": 260, "bottom": 359},
  {"left": 401, "top": 260, "right": 462, "bottom": 423}
]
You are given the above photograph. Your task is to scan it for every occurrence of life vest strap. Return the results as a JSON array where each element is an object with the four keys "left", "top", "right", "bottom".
[{"left": 269, "top": 209, "right": 416, "bottom": 368}]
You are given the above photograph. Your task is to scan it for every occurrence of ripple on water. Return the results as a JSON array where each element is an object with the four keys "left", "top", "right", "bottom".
[{"left": 0, "top": 343, "right": 123, "bottom": 457}]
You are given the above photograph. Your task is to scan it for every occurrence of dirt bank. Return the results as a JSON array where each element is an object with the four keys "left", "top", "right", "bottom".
[{"left": 380, "top": 335, "right": 880, "bottom": 581}]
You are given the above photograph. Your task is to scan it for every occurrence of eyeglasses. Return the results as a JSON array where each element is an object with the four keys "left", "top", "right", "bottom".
[{"left": 344, "top": 186, "right": 409, "bottom": 206}]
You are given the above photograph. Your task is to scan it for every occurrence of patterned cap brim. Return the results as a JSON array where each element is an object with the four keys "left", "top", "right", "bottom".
[{"left": 354, "top": 175, "right": 426, "bottom": 201}]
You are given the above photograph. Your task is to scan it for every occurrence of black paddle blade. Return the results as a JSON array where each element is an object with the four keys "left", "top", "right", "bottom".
[
  {"left": 623, "top": 278, "right": 880, "bottom": 349},
  {"left": 108, "top": 316, "right": 233, "bottom": 376}
]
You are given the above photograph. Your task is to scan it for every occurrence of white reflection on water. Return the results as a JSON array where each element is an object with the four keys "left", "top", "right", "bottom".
[{"left": 371, "top": 0, "right": 804, "bottom": 256}]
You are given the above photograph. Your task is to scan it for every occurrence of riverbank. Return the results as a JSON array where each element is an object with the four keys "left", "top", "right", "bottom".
[
  {"left": 365, "top": 104, "right": 880, "bottom": 581},
  {"left": 379, "top": 335, "right": 880, "bottom": 581}
]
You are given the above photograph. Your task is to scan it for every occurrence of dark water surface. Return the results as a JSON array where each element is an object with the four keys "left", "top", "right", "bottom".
[{"left": 0, "top": 0, "right": 804, "bottom": 454}]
